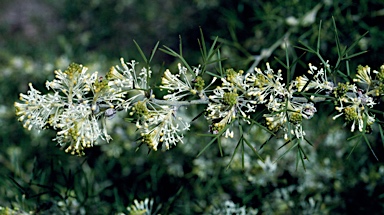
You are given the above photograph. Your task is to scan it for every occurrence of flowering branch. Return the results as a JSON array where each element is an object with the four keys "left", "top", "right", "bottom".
[{"left": 14, "top": 27, "right": 384, "bottom": 162}]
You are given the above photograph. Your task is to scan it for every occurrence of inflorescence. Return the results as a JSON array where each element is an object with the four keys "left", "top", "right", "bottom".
[{"left": 14, "top": 57, "right": 384, "bottom": 155}]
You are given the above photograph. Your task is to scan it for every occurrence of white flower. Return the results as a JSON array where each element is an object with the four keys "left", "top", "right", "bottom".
[
  {"left": 246, "top": 62, "right": 288, "bottom": 104},
  {"left": 353, "top": 65, "right": 373, "bottom": 86},
  {"left": 206, "top": 68, "right": 257, "bottom": 137},
  {"left": 53, "top": 103, "right": 107, "bottom": 155},
  {"left": 15, "top": 63, "right": 117, "bottom": 155},
  {"left": 264, "top": 111, "right": 286, "bottom": 132},
  {"left": 159, "top": 63, "right": 208, "bottom": 101},
  {"left": 294, "top": 62, "right": 334, "bottom": 93},
  {"left": 15, "top": 83, "right": 62, "bottom": 130},
  {"left": 210, "top": 200, "right": 258, "bottom": 215},
  {"left": 107, "top": 58, "right": 151, "bottom": 110},
  {"left": 127, "top": 198, "right": 154, "bottom": 215},
  {"left": 46, "top": 63, "right": 94, "bottom": 104},
  {"left": 264, "top": 100, "right": 316, "bottom": 140},
  {"left": 160, "top": 64, "right": 195, "bottom": 101},
  {"left": 333, "top": 85, "right": 376, "bottom": 132},
  {"left": 113, "top": 58, "right": 151, "bottom": 90},
  {"left": 301, "top": 102, "right": 317, "bottom": 119},
  {"left": 133, "top": 101, "right": 190, "bottom": 151},
  {"left": 107, "top": 66, "right": 133, "bottom": 89}
]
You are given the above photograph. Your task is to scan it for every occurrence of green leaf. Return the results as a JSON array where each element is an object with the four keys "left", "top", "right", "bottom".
[
  {"left": 160, "top": 45, "right": 193, "bottom": 75},
  {"left": 217, "top": 49, "right": 224, "bottom": 76},
  {"left": 274, "top": 56, "right": 287, "bottom": 69},
  {"left": 380, "top": 125, "right": 384, "bottom": 149},
  {"left": 191, "top": 111, "right": 205, "bottom": 122},
  {"left": 195, "top": 135, "right": 217, "bottom": 158},
  {"left": 149, "top": 41, "right": 160, "bottom": 63},
  {"left": 347, "top": 138, "right": 361, "bottom": 159},
  {"left": 133, "top": 40, "right": 148, "bottom": 64},
  {"left": 303, "top": 136, "right": 314, "bottom": 147},
  {"left": 206, "top": 71, "right": 223, "bottom": 78},
  {"left": 196, "top": 123, "right": 231, "bottom": 157},
  {"left": 207, "top": 36, "right": 220, "bottom": 60},
  {"left": 277, "top": 139, "right": 292, "bottom": 150},
  {"left": 296, "top": 144, "right": 306, "bottom": 170},
  {"left": 179, "top": 35, "right": 183, "bottom": 58},
  {"left": 335, "top": 69, "right": 349, "bottom": 79},
  {"left": 226, "top": 136, "right": 243, "bottom": 169},
  {"left": 347, "top": 133, "right": 362, "bottom": 141},
  {"left": 276, "top": 140, "right": 299, "bottom": 163},
  {"left": 241, "top": 136, "right": 245, "bottom": 169},
  {"left": 259, "top": 134, "right": 274, "bottom": 150},
  {"left": 343, "top": 31, "right": 369, "bottom": 57},
  {"left": 297, "top": 144, "right": 307, "bottom": 171},
  {"left": 295, "top": 42, "right": 316, "bottom": 54},
  {"left": 342, "top": 50, "right": 368, "bottom": 60},
  {"left": 243, "top": 137, "right": 264, "bottom": 161},
  {"left": 332, "top": 17, "right": 342, "bottom": 60},
  {"left": 285, "top": 40, "right": 290, "bottom": 70},
  {"left": 217, "top": 137, "right": 224, "bottom": 157},
  {"left": 316, "top": 20, "right": 322, "bottom": 53},
  {"left": 197, "top": 30, "right": 223, "bottom": 75},
  {"left": 198, "top": 28, "right": 207, "bottom": 59},
  {"left": 363, "top": 134, "right": 378, "bottom": 160},
  {"left": 345, "top": 52, "right": 351, "bottom": 76}
]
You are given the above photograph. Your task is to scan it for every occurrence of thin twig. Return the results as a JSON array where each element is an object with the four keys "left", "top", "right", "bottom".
[{"left": 150, "top": 98, "right": 210, "bottom": 106}]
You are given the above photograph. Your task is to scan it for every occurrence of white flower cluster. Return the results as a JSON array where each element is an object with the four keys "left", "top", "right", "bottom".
[
  {"left": 130, "top": 100, "right": 190, "bottom": 151},
  {"left": 205, "top": 63, "right": 318, "bottom": 141},
  {"left": 209, "top": 200, "right": 258, "bottom": 215},
  {"left": 15, "top": 64, "right": 113, "bottom": 155},
  {"left": 126, "top": 198, "right": 154, "bottom": 215},
  {"left": 15, "top": 56, "right": 384, "bottom": 155},
  {"left": 107, "top": 58, "right": 150, "bottom": 110},
  {"left": 127, "top": 63, "right": 206, "bottom": 151},
  {"left": 161, "top": 63, "right": 197, "bottom": 100},
  {"left": 295, "top": 62, "right": 334, "bottom": 93},
  {"left": 15, "top": 60, "right": 148, "bottom": 155},
  {"left": 295, "top": 63, "right": 384, "bottom": 133},
  {"left": 330, "top": 64, "right": 381, "bottom": 132},
  {"left": 206, "top": 68, "right": 257, "bottom": 138},
  {"left": 15, "top": 59, "right": 192, "bottom": 155}
]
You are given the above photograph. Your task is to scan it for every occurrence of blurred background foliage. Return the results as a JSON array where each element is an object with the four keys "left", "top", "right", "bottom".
[{"left": 1, "top": 0, "right": 384, "bottom": 214}]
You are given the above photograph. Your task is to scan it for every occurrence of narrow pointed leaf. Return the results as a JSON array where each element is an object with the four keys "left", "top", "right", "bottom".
[
  {"left": 379, "top": 124, "right": 384, "bottom": 149},
  {"left": 276, "top": 141, "right": 299, "bottom": 163},
  {"left": 243, "top": 137, "right": 264, "bottom": 161},
  {"left": 347, "top": 138, "right": 361, "bottom": 159},
  {"left": 226, "top": 137, "right": 243, "bottom": 169},
  {"left": 133, "top": 40, "right": 148, "bottom": 64},
  {"left": 342, "top": 51, "right": 368, "bottom": 60},
  {"left": 344, "top": 31, "right": 369, "bottom": 55},
  {"left": 316, "top": 20, "right": 322, "bottom": 53},
  {"left": 363, "top": 134, "right": 378, "bottom": 161},
  {"left": 149, "top": 41, "right": 160, "bottom": 63}
]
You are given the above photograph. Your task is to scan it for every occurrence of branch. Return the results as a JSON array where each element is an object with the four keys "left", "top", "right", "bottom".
[
  {"left": 150, "top": 98, "right": 209, "bottom": 106},
  {"left": 292, "top": 96, "right": 327, "bottom": 103}
]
